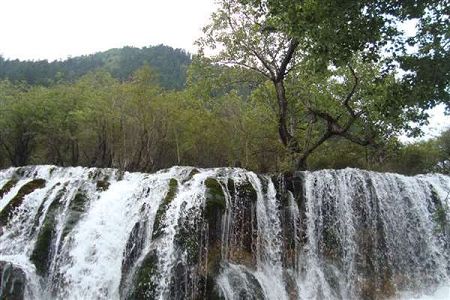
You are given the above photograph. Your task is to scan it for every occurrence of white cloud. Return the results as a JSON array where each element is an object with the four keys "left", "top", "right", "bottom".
[
  {"left": 400, "top": 104, "right": 450, "bottom": 143},
  {"left": 0, "top": 0, "right": 215, "bottom": 61}
]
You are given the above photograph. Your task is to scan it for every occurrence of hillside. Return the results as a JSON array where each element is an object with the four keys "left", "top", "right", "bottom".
[{"left": 0, "top": 45, "right": 191, "bottom": 89}]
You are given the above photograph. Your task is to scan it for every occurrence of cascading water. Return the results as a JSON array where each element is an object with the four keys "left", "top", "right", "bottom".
[{"left": 0, "top": 165, "right": 449, "bottom": 299}]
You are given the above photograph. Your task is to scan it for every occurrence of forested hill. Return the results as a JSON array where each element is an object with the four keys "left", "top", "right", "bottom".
[{"left": 0, "top": 45, "right": 191, "bottom": 89}]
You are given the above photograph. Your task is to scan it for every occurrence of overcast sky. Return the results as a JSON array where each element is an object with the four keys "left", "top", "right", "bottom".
[
  {"left": 0, "top": 0, "right": 448, "bottom": 138},
  {"left": 0, "top": 0, "right": 215, "bottom": 61}
]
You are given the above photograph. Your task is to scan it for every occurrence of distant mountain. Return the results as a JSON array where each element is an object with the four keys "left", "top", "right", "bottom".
[{"left": 0, "top": 45, "right": 192, "bottom": 90}]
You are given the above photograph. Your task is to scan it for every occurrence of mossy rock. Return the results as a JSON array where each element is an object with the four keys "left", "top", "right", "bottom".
[
  {"left": 227, "top": 178, "right": 235, "bottom": 198},
  {"left": 121, "top": 221, "right": 148, "bottom": 293},
  {"left": 0, "top": 261, "right": 27, "bottom": 300},
  {"left": 199, "top": 275, "right": 225, "bottom": 300},
  {"left": 30, "top": 183, "right": 66, "bottom": 236},
  {"left": 0, "top": 178, "right": 19, "bottom": 198},
  {"left": 30, "top": 193, "right": 62, "bottom": 276},
  {"left": 272, "top": 173, "right": 303, "bottom": 207},
  {"left": 30, "top": 188, "right": 88, "bottom": 276},
  {"left": 170, "top": 205, "right": 206, "bottom": 298},
  {"left": 206, "top": 242, "right": 222, "bottom": 276},
  {"left": 31, "top": 216, "right": 56, "bottom": 276},
  {"left": 126, "top": 250, "right": 159, "bottom": 300},
  {"left": 219, "top": 267, "right": 264, "bottom": 299},
  {"left": 430, "top": 186, "right": 449, "bottom": 235},
  {"left": 0, "top": 179, "right": 46, "bottom": 226},
  {"left": 61, "top": 191, "right": 89, "bottom": 240},
  {"left": 88, "top": 169, "right": 102, "bottom": 180},
  {"left": 235, "top": 179, "right": 257, "bottom": 203},
  {"left": 182, "top": 168, "right": 200, "bottom": 184},
  {"left": 14, "top": 167, "right": 26, "bottom": 177},
  {"left": 204, "top": 178, "right": 226, "bottom": 220},
  {"left": 116, "top": 169, "right": 125, "bottom": 181},
  {"left": 152, "top": 179, "right": 179, "bottom": 239},
  {"left": 174, "top": 206, "right": 203, "bottom": 264},
  {"left": 204, "top": 178, "right": 227, "bottom": 269},
  {"left": 166, "top": 179, "right": 178, "bottom": 202},
  {"left": 96, "top": 180, "right": 110, "bottom": 192}
]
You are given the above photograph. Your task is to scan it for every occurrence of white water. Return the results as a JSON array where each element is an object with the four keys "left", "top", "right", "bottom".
[{"left": 0, "top": 166, "right": 449, "bottom": 299}]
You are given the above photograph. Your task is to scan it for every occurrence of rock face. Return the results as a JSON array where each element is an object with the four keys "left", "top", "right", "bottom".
[
  {"left": 0, "top": 165, "right": 449, "bottom": 300},
  {"left": 0, "top": 261, "right": 27, "bottom": 300}
]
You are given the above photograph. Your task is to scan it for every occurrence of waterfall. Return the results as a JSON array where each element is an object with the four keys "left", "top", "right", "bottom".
[{"left": 0, "top": 166, "right": 449, "bottom": 299}]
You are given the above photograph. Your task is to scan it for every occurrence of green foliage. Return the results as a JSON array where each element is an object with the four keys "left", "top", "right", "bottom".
[{"left": 379, "top": 129, "right": 450, "bottom": 175}]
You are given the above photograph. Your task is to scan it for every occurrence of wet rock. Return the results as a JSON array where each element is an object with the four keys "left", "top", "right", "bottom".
[
  {"left": 204, "top": 178, "right": 226, "bottom": 219},
  {"left": 181, "top": 168, "right": 200, "bottom": 184},
  {"left": 30, "top": 183, "right": 66, "bottom": 236},
  {"left": 0, "top": 178, "right": 19, "bottom": 198},
  {"left": 0, "top": 179, "right": 46, "bottom": 227},
  {"left": 121, "top": 220, "right": 148, "bottom": 294},
  {"left": 225, "top": 178, "right": 258, "bottom": 268},
  {"left": 61, "top": 190, "right": 89, "bottom": 240},
  {"left": 30, "top": 194, "right": 61, "bottom": 276},
  {"left": 96, "top": 180, "right": 110, "bottom": 191},
  {"left": 152, "top": 178, "right": 178, "bottom": 239},
  {"left": 126, "top": 249, "right": 159, "bottom": 300},
  {"left": 0, "top": 261, "right": 27, "bottom": 300}
]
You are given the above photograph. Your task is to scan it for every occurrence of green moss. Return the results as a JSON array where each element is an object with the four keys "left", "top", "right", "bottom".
[
  {"left": 204, "top": 178, "right": 226, "bottom": 220},
  {"left": 30, "top": 193, "right": 62, "bottom": 276},
  {"left": 61, "top": 191, "right": 89, "bottom": 240},
  {"left": 30, "top": 183, "right": 66, "bottom": 235},
  {"left": 430, "top": 188, "right": 448, "bottom": 235},
  {"left": 31, "top": 216, "right": 55, "bottom": 275},
  {"left": 127, "top": 250, "right": 158, "bottom": 299},
  {"left": 0, "top": 179, "right": 46, "bottom": 226},
  {"left": 0, "top": 178, "right": 18, "bottom": 198},
  {"left": 166, "top": 179, "right": 178, "bottom": 203},
  {"left": 236, "top": 180, "right": 257, "bottom": 203},
  {"left": 31, "top": 188, "right": 88, "bottom": 276},
  {"left": 152, "top": 179, "right": 179, "bottom": 239},
  {"left": 174, "top": 207, "right": 202, "bottom": 264},
  {"left": 96, "top": 180, "right": 110, "bottom": 192}
]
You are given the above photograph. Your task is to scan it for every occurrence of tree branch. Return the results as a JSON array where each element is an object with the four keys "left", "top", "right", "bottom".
[
  {"left": 276, "top": 39, "right": 299, "bottom": 80},
  {"left": 343, "top": 64, "right": 359, "bottom": 117}
]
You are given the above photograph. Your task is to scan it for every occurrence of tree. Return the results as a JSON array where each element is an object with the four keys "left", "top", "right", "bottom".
[
  {"left": 0, "top": 81, "right": 46, "bottom": 166},
  {"left": 198, "top": 0, "right": 449, "bottom": 170}
]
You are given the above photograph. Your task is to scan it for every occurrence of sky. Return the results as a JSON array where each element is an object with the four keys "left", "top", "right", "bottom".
[
  {"left": 0, "top": 0, "right": 448, "bottom": 139},
  {"left": 0, "top": 0, "right": 215, "bottom": 61}
]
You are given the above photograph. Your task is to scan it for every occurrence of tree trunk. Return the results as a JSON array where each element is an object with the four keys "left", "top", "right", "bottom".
[{"left": 274, "top": 80, "right": 295, "bottom": 151}]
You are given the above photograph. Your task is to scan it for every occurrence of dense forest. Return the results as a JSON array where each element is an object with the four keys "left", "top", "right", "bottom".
[
  {"left": 0, "top": 0, "right": 449, "bottom": 175},
  {"left": 0, "top": 45, "right": 191, "bottom": 89}
]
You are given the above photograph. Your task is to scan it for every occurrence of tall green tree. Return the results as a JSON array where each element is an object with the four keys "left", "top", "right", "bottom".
[{"left": 198, "top": 0, "right": 449, "bottom": 169}]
